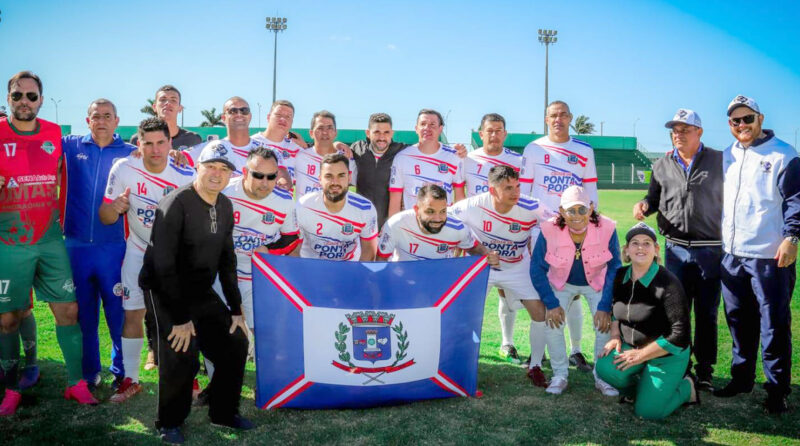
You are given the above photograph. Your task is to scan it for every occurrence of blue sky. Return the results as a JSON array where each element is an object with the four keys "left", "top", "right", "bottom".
[{"left": 1, "top": 0, "right": 798, "bottom": 152}]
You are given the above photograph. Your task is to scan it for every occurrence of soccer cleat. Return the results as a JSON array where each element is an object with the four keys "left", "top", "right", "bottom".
[
  {"left": 526, "top": 366, "right": 549, "bottom": 388},
  {"left": 18, "top": 365, "right": 40, "bottom": 390},
  {"left": 144, "top": 350, "right": 157, "bottom": 371},
  {"left": 569, "top": 352, "right": 592, "bottom": 372},
  {"left": 109, "top": 377, "right": 142, "bottom": 403},
  {"left": 64, "top": 380, "right": 99, "bottom": 405},
  {"left": 498, "top": 344, "right": 522, "bottom": 364},
  {"left": 0, "top": 389, "right": 22, "bottom": 417},
  {"left": 111, "top": 374, "right": 125, "bottom": 392},
  {"left": 159, "top": 427, "right": 185, "bottom": 444},
  {"left": 211, "top": 414, "right": 254, "bottom": 430},
  {"left": 595, "top": 378, "right": 619, "bottom": 397},
  {"left": 545, "top": 376, "right": 568, "bottom": 395}
]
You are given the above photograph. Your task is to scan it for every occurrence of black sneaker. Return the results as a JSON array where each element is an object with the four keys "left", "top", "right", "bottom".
[
  {"left": 713, "top": 381, "right": 753, "bottom": 398},
  {"left": 159, "top": 427, "right": 185, "bottom": 444},
  {"left": 764, "top": 393, "right": 789, "bottom": 414},
  {"left": 211, "top": 414, "right": 254, "bottom": 430},
  {"left": 696, "top": 373, "right": 714, "bottom": 392},
  {"left": 569, "top": 352, "right": 592, "bottom": 372},
  {"left": 683, "top": 373, "right": 701, "bottom": 406},
  {"left": 498, "top": 344, "right": 522, "bottom": 365}
]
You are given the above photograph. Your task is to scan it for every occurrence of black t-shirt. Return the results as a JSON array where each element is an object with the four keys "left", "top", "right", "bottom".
[
  {"left": 130, "top": 127, "right": 202, "bottom": 150},
  {"left": 351, "top": 140, "right": 408, "bottom": 229}
]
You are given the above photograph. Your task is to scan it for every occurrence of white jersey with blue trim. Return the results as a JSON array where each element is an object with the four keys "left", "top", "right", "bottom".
[
  {"left": 388, "top": 143, "right": 465, "bottom": 210},
  {"left": 377, "top": 209, "right": 479, "bottom": 261},
  {"left": 250, "top": 133, "right": 302, "bottom": 179},
  {"left": 519, "top": 135, "right": 599, "bottom": 218},
  {"left": 451, "top": 192, "right": 541, "bottom": 269},
  {"left": 464, "top": 147, "right": 523, "bottom": 197},
  {"left": 297, "top": 191, "right": 378, "bottom": 261},
  {"left": 103, "top": 156, "right": 196, "bottom": 251},
  {"left": 185, "top": 138, "right": 286, "bottom": 179},
  {"left": 293, "top": 147, "right": 358, "bottom": 198},
  {"left": 222, "top": 177, "right": 299, "bottom": 280}
]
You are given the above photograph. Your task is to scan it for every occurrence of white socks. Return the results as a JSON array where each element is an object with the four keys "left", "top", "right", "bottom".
[
  {"left": 567, "top": 299, "right": 583, "bottom": 355},
  {"left": 498, "top": 297, "right": 516, "bottom": 346},
  {"left": 528, "top": 321, "right": 546, "bottom": 369},
  {"left": 121, "top": 337, "right": 144, "bottom": 383}
]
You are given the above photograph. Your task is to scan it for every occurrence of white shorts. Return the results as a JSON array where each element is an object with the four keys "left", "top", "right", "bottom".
[
  {"left": 121, "top": 242, "right": 146, "bottom": 311},
  {"left": 488, "top": 264, "right": 540, "bottom": 311},
  {"left": 213, "top": 277, "right": 254, "bottom": 329}
]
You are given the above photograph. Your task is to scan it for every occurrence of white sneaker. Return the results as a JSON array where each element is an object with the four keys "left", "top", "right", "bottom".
[
  {"left": 545, "top": 376, "right": 568, "bottom": 395},
  {"left": 595, "top": 378, "right": 619, "bottom": 397}
]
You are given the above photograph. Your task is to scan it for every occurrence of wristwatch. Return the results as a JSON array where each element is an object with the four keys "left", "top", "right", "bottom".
[{"left": 786, "top": 236, "right": 799, "bottom": 246}]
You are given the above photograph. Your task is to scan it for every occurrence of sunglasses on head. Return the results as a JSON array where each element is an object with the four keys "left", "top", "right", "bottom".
[
  {"left": 10, "top": 91, "right": 39, "bottom": 102},
  {"left": 226, "top": 107, "right": 250, "bottom": 115},
  {"left": 729, "top": 114, "right": 757, "bottom": 126},
  {"left": 250, "top": 170, "right": 278, "bottom": 181}
]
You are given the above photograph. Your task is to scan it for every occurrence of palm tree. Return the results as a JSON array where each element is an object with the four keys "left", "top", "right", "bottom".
[
  {"left": 571, "top": 115, "right": 595, "bottom": 135},
  {"left": 140, "top": 99, "right": 157, "bottom": 117},
  {"left": 200, "top": 108, "right": 223, "bottom": 127}
]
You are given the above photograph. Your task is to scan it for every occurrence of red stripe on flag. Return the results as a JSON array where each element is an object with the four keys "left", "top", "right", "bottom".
[
  {"left": 274, "top": 381, "right": 314, "bottom": 409},
  {"left": 262, "top": 374, "right": 306, "bottom": 409},
  {"left": 437, "top": 370, "right": 469, "bottom": 396},
  {"left": 252, "top": 256, "right": 311, "bottom": 311},
  {"left": 434, "top": 256, "right": 488, "bottom": 312}
]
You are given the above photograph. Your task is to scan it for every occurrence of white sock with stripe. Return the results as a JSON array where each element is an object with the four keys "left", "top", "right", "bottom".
[{"left": 121, "top": 337, "right": 144, "bottom": 383}]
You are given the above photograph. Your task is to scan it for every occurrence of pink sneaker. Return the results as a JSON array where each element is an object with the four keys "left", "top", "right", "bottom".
[
  {"left": 64, "top": 379, "right": 99, "bottom": 405},
  {"left": 0, "top": 389, "right": 22, "bottom": 416}
]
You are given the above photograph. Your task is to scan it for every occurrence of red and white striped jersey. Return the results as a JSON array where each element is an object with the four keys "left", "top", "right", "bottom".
[
  {"left": 292, "top": 147, "right": 357, "bottom": 198},
  {"left": 251, "top": 133, "right": 302, "bottom": 179},
  {"left": 450, "top": 192, "right": 541, "bottom": 269},
  {"left": 377, "top": 209, "right": 478, "bottom": 261},
  {"left": 464, "top": 147, "right": 522, "bottom": 197},
  {"left": 297, "top": 191, "right": 378, "bottom": 261},
  {"left": 519, "top": 136, "right": 599, "bottom": 218},
  {"left": 389, "top": 144, "right": 465, "bottom": 210},
  {"left": 222, "top": 177, "right": 299, "bottom": 281},
  {"left": 103, "top": 156, "right": 195, "bottom": 250}
]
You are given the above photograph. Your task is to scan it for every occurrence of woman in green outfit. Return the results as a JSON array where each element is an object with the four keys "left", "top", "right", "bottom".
[{"left": 596, "top": 222, "right": 699, "bottom": 420}]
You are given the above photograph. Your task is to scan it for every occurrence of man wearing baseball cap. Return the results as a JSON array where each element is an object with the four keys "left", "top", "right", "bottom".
[
  {"left": 139, "top": 143, "right": 252, "bottom": 442},
  {"left": 714, "top": 95, "right": 800, "bottom": 414},
  {"left": 633, "top": 108, "right": 722, "bottom": 391}
]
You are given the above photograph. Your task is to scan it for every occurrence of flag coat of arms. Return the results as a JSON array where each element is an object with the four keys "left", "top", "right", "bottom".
[{"left": 251, "top": 254, "right": 490, "bottom": 409}]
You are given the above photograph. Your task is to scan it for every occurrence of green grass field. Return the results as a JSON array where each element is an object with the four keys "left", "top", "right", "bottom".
[{"left": 2, "top": 190, "right": 799, "bottom": 445}]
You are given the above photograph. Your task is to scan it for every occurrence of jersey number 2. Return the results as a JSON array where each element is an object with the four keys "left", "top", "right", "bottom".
[{"left": 316, "top": 223, "right": 323, "bottom": 235}]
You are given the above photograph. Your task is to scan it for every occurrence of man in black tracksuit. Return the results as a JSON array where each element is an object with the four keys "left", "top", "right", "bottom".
[
  {"left": 140, "top": 144, "right": 251, "bottom": 444},
  {"left": 633, "top": 108, "right": 722, "bottom": 390}
]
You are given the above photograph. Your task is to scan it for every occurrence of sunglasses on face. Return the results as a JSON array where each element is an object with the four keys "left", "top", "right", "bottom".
[
  {"left": 226, "top": 107, "right": 250, "bottom": 116},
  {"left": 10, "top": 91, "right": 39, "bottom": 102},
  {"left": 565, "top": 206, "right": 589, "bottom": 216},
  {"left": 729, "top": 114, "right": 757, "bottom": 126},
  {"left": 250, "top": 170, "right": 278, "bottom": 181}
]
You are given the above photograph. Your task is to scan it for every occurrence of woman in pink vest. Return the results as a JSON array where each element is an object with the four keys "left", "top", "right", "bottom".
[{"left": 529, "top": 185, "right": 621, "bottom": 396}]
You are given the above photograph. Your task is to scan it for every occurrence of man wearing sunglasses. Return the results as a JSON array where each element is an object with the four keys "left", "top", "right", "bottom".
[
  {"left": 0, "top": 71, "right": 99, "bottom": 416},
  {"left": 185, "top": 97, "right": 291, "bottom": 188},
  {"left": 61, "top": 98, "right": 137, "bottom": 392},
  {"left": 140, "top": 143, "right": 251, "bottom": 442},
  {"left": 715, "top": 95, "right": 800, "bottom": 414},
  {"left": 633, "top": 109, "right": 722, "bottom": 391}
]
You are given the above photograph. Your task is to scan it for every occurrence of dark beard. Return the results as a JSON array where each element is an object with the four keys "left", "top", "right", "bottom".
[
  {"left": 420, "top": 219, "right": 444, "bottom": 234},
  {"left": 324, "top": 189, "right": 346, "bottom": 203},
  {"left": 12, "top": 107, "right": 37, "bottom": 122}
]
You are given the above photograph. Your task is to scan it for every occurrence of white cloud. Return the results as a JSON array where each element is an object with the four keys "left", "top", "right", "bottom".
[{"left": 386, "top": 44, "right": 397, "bottom": 50}]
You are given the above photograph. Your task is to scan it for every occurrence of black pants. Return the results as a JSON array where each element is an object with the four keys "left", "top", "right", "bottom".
[{"left": 145, "top": 289, "right": 248, "bottom": 429}]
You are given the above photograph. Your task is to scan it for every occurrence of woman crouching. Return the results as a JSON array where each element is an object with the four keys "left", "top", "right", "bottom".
[{"left": 596, "top": 222, "right": 699, "bottom": 419}]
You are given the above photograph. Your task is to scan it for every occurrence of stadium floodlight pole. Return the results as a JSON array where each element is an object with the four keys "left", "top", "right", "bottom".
[
  {"left": 50, "top": 98, "right": 61, "bottom": 124},
  {"left": 538, "top": 28, "right": 558, "bottom": 135},
  {"left": 633, "top": 117, "right": 640, "bottom": 137},
  {"left": 257, "top": 102, "right": 262, "bottom": 128},
  {"left": 266, "top": 16, "right": 288, "bottom": 104},
  {"left": 795, "top": 128, "right": 798, "bottom": 150},
  {"left": 600, "top": 121, "right": 605, "bottom": 136}
]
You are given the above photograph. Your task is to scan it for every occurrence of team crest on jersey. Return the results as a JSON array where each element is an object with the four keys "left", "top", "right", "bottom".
[
  {"left": 6, "top": 177, "right": 18, "bottom": 188},
  {"left": 163, "top": 186, "right": 175, "bottom": 196},
  {"left": 509, "top": 222, "right": 521, "bottom": 233},
  {"left": 40, "top": 141, "right": 55, "bottom": 154},
  {"left": 438, "top": 163, "right": 449, "bottom": 173},
  {"left": 436, "top": 243, "right": 449, "bottom": 254},
  {"left": 262, "top": 212, "right": 276, "bottom": 224},
  {"left": 761, "top": 161, "right": 772, "bottom": 172},
  {"left": 341, "top": 223, "right": 354, "bottom": 235},
  {"left": 113, "top": 283, "right": 124, "bottom": 297},
  {"left": 567, "top": 154, "right": 578, "bottom": 165},
  {"left": 332, "top": 311, "right": 412, "bottom": 384}
]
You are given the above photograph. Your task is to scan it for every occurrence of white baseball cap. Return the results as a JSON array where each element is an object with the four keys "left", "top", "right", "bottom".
[
  {"left": 664, "top": 108, "right": 702, "bottom": 129},
  {"left": 560, "top": 185, "right": 590, "bottom": 209},
  {"left": 197, "top": 141, "right": 236, "bottom": 171},
  {"left": 727, "top": 95, "right": 760, "bottom": 116}
]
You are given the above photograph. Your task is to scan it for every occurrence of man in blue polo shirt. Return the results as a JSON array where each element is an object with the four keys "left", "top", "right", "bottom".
[{"left": 61, "top": 98, "right": 135, "bottom": 389}]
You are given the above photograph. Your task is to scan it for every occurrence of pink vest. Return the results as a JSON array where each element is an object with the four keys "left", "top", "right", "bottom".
[{"left": 539, "top": 215, "right": 616, "bottom": 292}]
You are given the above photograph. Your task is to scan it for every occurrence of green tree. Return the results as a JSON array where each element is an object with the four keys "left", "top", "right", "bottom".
[
  {"left": 571, "top": 115, "right": 595, "bottom": 134},
  {"left": 200, "top": 107, "right": 223, "bottom": 127},
  {"left": 140, "top": 99, "right": 157, "bottom": 117}
]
